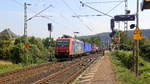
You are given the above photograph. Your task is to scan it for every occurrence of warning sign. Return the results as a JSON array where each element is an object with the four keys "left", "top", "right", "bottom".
[
  {"left": 133, "top": 27, "right": 142, "bottom": 40},
  {"left": 133, "top": 27, "right": 142, "bottom": 34}
]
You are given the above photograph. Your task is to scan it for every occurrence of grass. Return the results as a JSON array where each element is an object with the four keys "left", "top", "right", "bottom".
[
  {"left": 0, "top": 60, "right": 22, "bottom": 72},
  {"left": 110, "top": 51, "right": 150, "bottom": 84},
  {"left": 0, "top": 58, "right": 49, "bottom": 73},
  {"left": 0, "top": 60, "right": 12, "bottom": 65}
]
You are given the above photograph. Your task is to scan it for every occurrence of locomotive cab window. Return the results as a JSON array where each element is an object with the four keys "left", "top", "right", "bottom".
[{"left": 56, "top": 40, "right": 70, "bottom": 47}]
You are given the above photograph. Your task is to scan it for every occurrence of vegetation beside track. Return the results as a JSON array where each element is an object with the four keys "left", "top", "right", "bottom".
[
  {"left": 0, "top": 63, "right": 22, "bottom": 72},
  {"left": 0, "top": 36, "right": 55, "bottom": 72},
  {"left": 0, "top": 60, "right": 22, "bottom": 72},
  {"left": 140, "top": 38, "right": 150, "bottom": 61},
  {"left": 111, "top": 50, "right": 150, "bottom": 84}
]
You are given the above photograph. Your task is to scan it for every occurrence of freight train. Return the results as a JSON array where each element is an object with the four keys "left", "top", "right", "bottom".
[{"left": 55, "top": 37, "right": 99, "bottom": 59}]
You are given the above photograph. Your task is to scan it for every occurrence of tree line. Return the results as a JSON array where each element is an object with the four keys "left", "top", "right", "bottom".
[{"left": 0, "top": 36, "right": 55, "bottom": 65}]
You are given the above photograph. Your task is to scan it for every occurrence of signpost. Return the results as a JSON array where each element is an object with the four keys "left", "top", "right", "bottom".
[
  {"left": 133, "top": 27, "right": 142, "bottom": 76},
  {"left": 114, "top": 15, "right": 135, "bottom": 21}
]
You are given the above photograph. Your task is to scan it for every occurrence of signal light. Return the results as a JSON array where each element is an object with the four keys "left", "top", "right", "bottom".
[
  {"left": 126, "top": 10, "right": 131, "bottom": 14},
  {"left": 48, "top": 23, "right": 52, "bottom": 32},
  {"left": 130, "top": 24, "right": 135, "bottom": 29}
]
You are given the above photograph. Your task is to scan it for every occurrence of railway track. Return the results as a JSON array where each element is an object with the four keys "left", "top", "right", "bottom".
[
  {"left": 0, "top": 54, "right": 99, "bottom": 84},
  {"left": 0, "top": 62, "right": 61, "bottom": 84},
  {"left": 34, "top": 54, "right": 98, "bottom": 84}
]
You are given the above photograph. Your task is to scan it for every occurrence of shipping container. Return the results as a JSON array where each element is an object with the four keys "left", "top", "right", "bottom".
[
  {"left": 84, "top": 42, "right": 92, "bottom": 53},
  {"left": 72, "top": 40, "right": 84, "bottom": 55}
]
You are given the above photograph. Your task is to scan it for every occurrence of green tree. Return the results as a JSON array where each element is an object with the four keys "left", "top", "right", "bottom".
[
  {"left": 0, "top": 36, "right": 50, "bottom": 64},
  {"left": 11, "top": 36, "right": 49, "bottom": 64},
  {"left": 43, "top": 37, "right": 55, "bottom": 48},
  {"left": 14, "top": 36, "right": 28, "bottom": 45},
  {"left": 0, "top": 39, "right": 14, "bottom": 60},
  {"left": 119, "top": 32, "right": 133, "bottom": 50},
  {"left": 111, "top": 31, "right": 133, "bottom": 50},
  {"left": 80, "top": 36, "right": 101, "bottom": 46},
  {"left": 28, "top": 37, "right": 44, "bottom": 50}
]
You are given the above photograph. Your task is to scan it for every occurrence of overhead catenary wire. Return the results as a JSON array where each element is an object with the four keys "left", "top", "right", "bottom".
[
  {"left": 10, "top": 0, "right": 98, "bottom": 33},
  {"left": 10, "top": 0, "right": 23, "bottom": 6},
  {"left": 10, "top": 0, "right": 125, "bottom": 35},
  {"left": 27, "top": 5, "right": 53, "bottom": 21},
  {"left": 51, "top": 0, "right": 81, "bottom": 32},
  {"left": 80, "top": 1, "right": 113, "bottom": 18},
  {"left": 85, "top": 0, "right": 124, "bottom": 4},
  {"left": 10, "top": 0, "right": 53, "bottom": 20},
  {"left": 9, "top": 0, "right": 76, "bottom": 34},
  {"left": 72, "top": 14, "right": 102, "bottom": 17},
  {"left": 41, "top": 16, "right": 74, "bottom": 32},
  {"left": 106, "top": 1, "right": 124, "bottom": 14},
  {"left": 61, "top": 0, "right": 94, "bottom": 32}
]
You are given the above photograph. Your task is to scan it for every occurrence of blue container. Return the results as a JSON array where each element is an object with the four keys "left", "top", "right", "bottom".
[
  {"left": 84, "top": 42, "right": 92, "bottom": 53},
  {"left": 72, "top": 40, "right": 84, "bottom": 55}
]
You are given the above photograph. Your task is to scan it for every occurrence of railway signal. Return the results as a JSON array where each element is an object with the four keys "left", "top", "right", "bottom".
[
  {"left": 141, "top": 0, "right": 150, "bottom": 11},
  {"left": 110, "top": 19, "right": 115, "bottom": 31},
  {"left": 48, "top": 23, "right": 52, "bottom": 39}
]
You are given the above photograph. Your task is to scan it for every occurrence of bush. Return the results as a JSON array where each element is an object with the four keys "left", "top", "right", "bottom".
[
  {"left": 10, "top": 36, "right": 49, "bottom": 65},
  {"left": 140, "top": 38, "right": 150, "bottom": 60},
  {"left": 43, "top": 37, "right": 56, "bottom": 48},
  {"left": 11, "top": 44, "right": 25, "bottom": 64},
  {"left": 111, "top": 51, "right": 150, "bottom": 84},
  {"left": 112, "top": 50, "right": 133, "bottom": 69},
  {"left": 0, "top": 36, "right": 50, "bottom": 65},
  {"left": 0, "top": 39, "right": 14, "bottom": 60},
  {"left": 0, "top": 47, "right": 11, "bottom": 60},
  {"left": 112, "top": 56, "right": 145, "bottom": 84}
]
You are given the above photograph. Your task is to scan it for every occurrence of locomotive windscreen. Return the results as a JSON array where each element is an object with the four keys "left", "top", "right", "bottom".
[{"left": 56, "top": 40, "right": 70, "bottom": 47}]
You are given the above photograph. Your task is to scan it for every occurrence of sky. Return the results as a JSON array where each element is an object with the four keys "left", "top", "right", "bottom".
[{"left": 0, "top": 0, "right": 150, "bottom": 39}]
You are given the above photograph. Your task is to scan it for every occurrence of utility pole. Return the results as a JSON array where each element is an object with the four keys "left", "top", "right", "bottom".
[
  {"left": 24, "top": 2, "right": 31, "bottom": 64},
  {"left": 24, "top": 2, "right": 27, "bottom": 36},
  {"left": 24, "top": 2, "right": 31, "bottom": 36},
  {"left": 124, "top": 0, "right": 128, "bottom": 33},
  {"left": 135, "top": 0, "right": 140, "bottom": 76}
]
